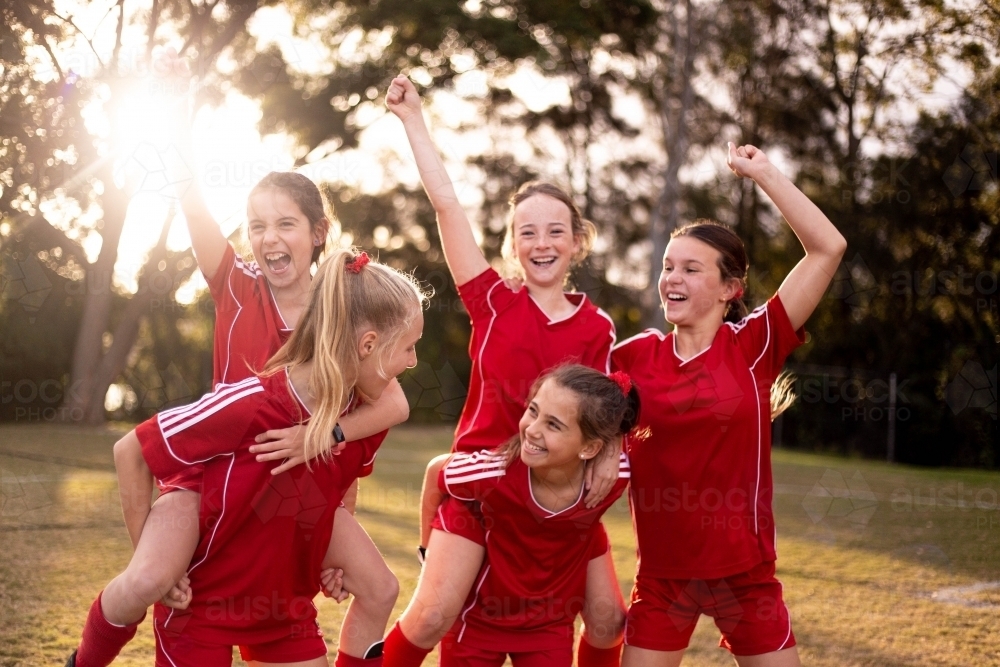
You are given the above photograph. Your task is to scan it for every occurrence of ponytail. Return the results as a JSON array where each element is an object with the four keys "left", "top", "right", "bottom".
[
  {"left": 769, "top": 371, "right": 797, "bottom": 421},
  {"left": 261, "top": 248, "right": 427, "bottom": 464}
]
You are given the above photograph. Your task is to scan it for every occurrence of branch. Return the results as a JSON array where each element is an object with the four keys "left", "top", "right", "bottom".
[
  {"left": 46, "top": 11, "right": 105, "bottom": 69},
  {"left": 110, "top": 0, "right": 125, "bottom": 71}
]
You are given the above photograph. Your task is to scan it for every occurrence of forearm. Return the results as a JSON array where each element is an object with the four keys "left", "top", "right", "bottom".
[
  {"left": 167, "top": 133, "right": 227, "bottom": 278},
  {"left": 338, "top": 379, "right": 409, "bottom": 442},
  {"left": 755, "top": 165, "right": 846, "bottom": 257},
  {"left": 420, "top": 454, "right": 451, "bottom": 547},
  {"left": 113, "top": 431, "right": 155, "bottom": 550},
  {"left": 401, "top": 114, "right": 463, "bottom": 219}
]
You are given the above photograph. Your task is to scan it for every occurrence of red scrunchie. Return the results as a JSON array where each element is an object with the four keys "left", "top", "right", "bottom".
[
  {"left": 733, "top": 286, "right": 744, "bottom": 300},
  {"left": 346, "top": 252, "right": 370, "bottom": 274},
  {"left": 609, "top": 371, "right": 632, "bottom": 397}
]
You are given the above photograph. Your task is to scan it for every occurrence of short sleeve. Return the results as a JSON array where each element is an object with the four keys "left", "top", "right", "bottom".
[
  {"left": 137, "top": 379, "right": 267, "bottom": 480},
  {"left": 611, "top": 332, "right": 647, "bottom": 373},
  {"left": 455, "top": 267, "right": 518, "bottom": 324},
  {"left": 730, "top": 294, "right": 806, "bottom": 379},
  {"left": 583, "top": 307, "right": 616, "bottom": 374},
  {"left": 207, "top": 243, "right": 261, "bottom": 311},
  {"left": 354, "top": 430, "right": 388, "bottom": 479},
  {"left": 439, "top": 450, "right": 506, "bottom": 501}
]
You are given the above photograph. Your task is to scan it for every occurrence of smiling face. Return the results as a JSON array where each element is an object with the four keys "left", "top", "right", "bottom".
[
  {"left": 511, "top": 194, "right": 580, "bottom": 289},
  {"left": 659, "top": 235, "right": 739, "bottom": 327},
  {"left": 518, "top": 379, "right": 600, "bottom": 471},
  {"left": 354, "top": 309, "right": 423, "bottom": 401},
  {"left": 247, "top": 188, "right": 326, "bottom": 291}
]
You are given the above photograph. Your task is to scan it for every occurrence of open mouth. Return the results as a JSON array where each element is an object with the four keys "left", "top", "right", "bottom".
[
  {"left": 264, "top": 252, "right": 291, "bottom": 273},
  {"left": 522, "top": 440, "right": 547, "bottom": 454},
  {"left": 665, "top": 292, "right": 688, "bottom": 302},
  {"left": 530, "top": 257, "right": 557, "bottom": 269}
]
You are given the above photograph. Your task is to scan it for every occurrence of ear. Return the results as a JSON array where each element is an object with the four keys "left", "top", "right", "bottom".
[
  {"left": 721, "top": 277, "right": 742, "bottom": 302},
  {"left": 578, "top": 437, "right": 605, "bottom": 462},
  {"left": 313, "top": 218, "right": 330, "bottom": 245},
  {"left": 357, "top": 330, "right": 378, "bottom": 360}
]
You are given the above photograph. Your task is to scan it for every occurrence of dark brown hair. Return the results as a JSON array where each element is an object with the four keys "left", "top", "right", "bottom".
[
  {"left": 249, "top": 172, "right": 331, "bottom": 264},
  {"left": 496, "top": 364, "right": 640, "bottom": 466},
  {"left": 671, "top": 219, "right": 748, "bottom": 323},
  {"left": 500, "top": 181, "right": 597, "bottom": 280},
  {"left": 670, "top": 219, "right": 797, "bottom": 419}
]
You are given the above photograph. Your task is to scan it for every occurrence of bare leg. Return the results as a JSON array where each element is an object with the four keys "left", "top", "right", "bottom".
[
  {"left": 580, "top": 550, "right": 626, "bottom": 648},
  {"left": 101, "top": 490, "right": 200, "bottom": 625},
  {"left": 323, "top": 507, "right": 399, "bottom": 657},
  {"left": 735, "top": 648, "right": 801, "bottom": 667},
  {"left": 397, "top": 528, "right": 485, "bottom": 648},
  {"left": 621, "top": 646, "right": 685, "bottom": 667}
]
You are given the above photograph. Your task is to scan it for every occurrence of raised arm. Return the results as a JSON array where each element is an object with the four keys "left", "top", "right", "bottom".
[
  {"left": 113, "top": 430, "right": 155, "bottom": 550},
  {"left": 727, "top": 143, "right": 847, "bottom": 331},
  {"left": 386, "top": 76, "right": 489, "bottom": 286},
  {"left": 159, "top": 49, "right": 229, "bottom": 281}
]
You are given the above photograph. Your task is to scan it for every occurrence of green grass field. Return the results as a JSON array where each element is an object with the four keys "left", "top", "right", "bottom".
[{"left": 2, "top": 423, "right": 999, "bottom": 666}]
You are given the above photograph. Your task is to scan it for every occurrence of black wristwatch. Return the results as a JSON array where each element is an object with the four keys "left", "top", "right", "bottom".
[{"left": 332, "top": 423, "right": 346, "bottom": 445}]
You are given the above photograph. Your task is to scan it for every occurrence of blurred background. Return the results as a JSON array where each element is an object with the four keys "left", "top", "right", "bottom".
[{"left": 0, "top": 0, "right": 996, "bottom": 469}]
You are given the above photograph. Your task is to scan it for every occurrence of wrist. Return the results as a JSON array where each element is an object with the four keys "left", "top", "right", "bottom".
[{"left": 331, "top": 423, "right": 346, "bottom": 445}]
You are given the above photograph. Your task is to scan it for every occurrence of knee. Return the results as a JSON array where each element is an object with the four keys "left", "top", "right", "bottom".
[
  {"left": 355, "top": 563, "right": 399, "bottom": 613},
  {"left": 406, "top": 599, "right": 456, "bottom": 644},
  {"left": 121, "top": 565, "right": 174, "bottom": 606},
  {"left": 582, "top": 606, "right": 626, "bottom": 648}
]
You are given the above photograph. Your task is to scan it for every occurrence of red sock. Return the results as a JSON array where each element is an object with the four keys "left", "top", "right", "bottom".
[
  {"left": 336, "top": 650, "right": 383, "bottom": 667},
  {"left": 383, "top": 622, "right": 433, "bottom": 667},
  {"left": 577, "top": 637, "right": 623, "bottom": 667},
  {"left": 75, "top": 592, "right": 142, "bottom": 667}
]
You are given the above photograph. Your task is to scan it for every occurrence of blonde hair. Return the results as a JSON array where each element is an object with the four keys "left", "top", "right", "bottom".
[
  {"left": 500, "top": 181, "right": 597, "bottom": 281},
  {"left": 770, "top": 371, "right": 797, "bottom": 421},
  {"left": 261, "top": 249, "right": 427, "bottom": 463}
]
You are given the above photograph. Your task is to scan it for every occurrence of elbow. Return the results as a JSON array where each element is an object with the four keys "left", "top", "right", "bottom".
[{"left": 830, "top": 231, "right": 848, "bottom": 260}]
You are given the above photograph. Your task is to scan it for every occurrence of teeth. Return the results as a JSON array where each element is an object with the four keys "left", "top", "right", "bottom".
[
  {"left": 667, "top": 293, "right": 687, "bottom": 301},
  {"left": 265, "top": 253, "right": 288, "bottom": 261},
  {"left": 532, "top": 258, "right": 556, "bottom": 266},
  {"left": 523, "top": 441, "right": 546, "bottom": 453}
]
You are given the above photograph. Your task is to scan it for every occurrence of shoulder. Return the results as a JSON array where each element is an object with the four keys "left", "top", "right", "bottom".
[
  {"left": 613, "top": 328, "right": 665, "bottom": 353},
  {"left": 444, "top": 450, "right": 508, "bottom": 482},
  {"left": 157, "top": 376, "right": 268, "bottom": 436}
]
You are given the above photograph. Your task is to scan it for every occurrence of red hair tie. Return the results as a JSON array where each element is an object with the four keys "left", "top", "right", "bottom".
[
  {"left": 609, "top": 371, "right": 632, "bottom": 397},
  {"left": 733, "top": 287, "right": 744, "bottom": 300},
  {"left": 346, "top": 252, "right": 370, "bottom": 274}
]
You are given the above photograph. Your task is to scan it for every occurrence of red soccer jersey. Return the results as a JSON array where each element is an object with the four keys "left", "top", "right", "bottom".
[
  {"left": 157, "top": 244, "right": 293, "bottom": 494},
  {"left": 611, "top": 294, "right": 805, "bottom": 580},
  {"left": 208, "top": 243, "right": 293, "bottom": 386},
  {"left": 453, "top": 268, "right": 615, "bottom": 453},
  {"left": 135, "top": 372, "right": 385, "bottom": 646},
  {"left": 437, "top": 450, "right": 630, "bottom": 651}
]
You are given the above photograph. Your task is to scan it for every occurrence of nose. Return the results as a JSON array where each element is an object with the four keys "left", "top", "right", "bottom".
[{"left": 262, "top": 223, "right": 279, "bottom": 245}]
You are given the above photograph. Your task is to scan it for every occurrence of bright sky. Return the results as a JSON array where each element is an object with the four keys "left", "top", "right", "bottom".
[{"left": 34, "top": 1, "right": 973, "bottom": 305}]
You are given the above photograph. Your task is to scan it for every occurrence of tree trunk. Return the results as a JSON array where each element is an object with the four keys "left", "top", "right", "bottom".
[
  {"left": 63, "top": 168, "right": 130, "bottom": 418},
  {"left": 644, "top": 0, "right": 697, "bottom": 329}
]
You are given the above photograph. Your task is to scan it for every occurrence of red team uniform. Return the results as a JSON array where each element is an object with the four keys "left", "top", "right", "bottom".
[
  {"left": 136, "top": 372, "right": 384, "bottom": 666},
  {"left": 611, "top": 294, "right": 805, "bottom": 655},
  {"left": 435, "top": 450, "right": 630, "bottom": 666},
  {"left": 434, "top": 268, "right": 616, "bottom": 544},
  {"left": 157, "top": 244, "right": 293, "bottom": 495}
]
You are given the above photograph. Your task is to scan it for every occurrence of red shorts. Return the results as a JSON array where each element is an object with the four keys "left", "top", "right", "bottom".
[
  {"left": 154, "top": 624, "right": 326, "bottom": 666},
  {"left": 440, "top": 638, "right": 572, "bottom": 667},
  {"left": 431, "top": 496, "right": 488, "bottom": 546},
  {"left": 156, "top": 466, "right": 203, "bottom": 495},
  {"left": 625, "top": 561, "right": 795, "bottom": 656}
]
